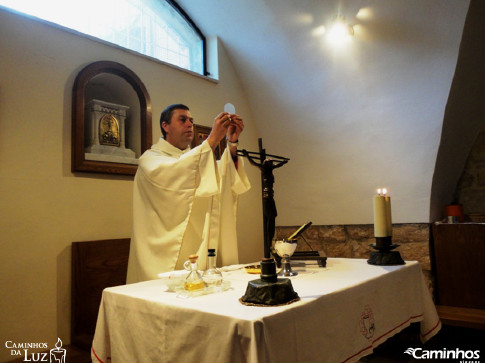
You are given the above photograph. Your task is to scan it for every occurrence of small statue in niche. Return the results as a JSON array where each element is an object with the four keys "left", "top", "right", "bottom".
[
  {"left": 84, "top": 99, "right": 137, "bottom": 165},
  {"left": 99, "top": 114, "right": 120, "bottom": 147}
]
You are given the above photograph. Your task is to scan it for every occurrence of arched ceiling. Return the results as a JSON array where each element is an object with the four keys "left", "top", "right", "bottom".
[{"left": 177, "top": 0, "right": 470, "bottom": 224}]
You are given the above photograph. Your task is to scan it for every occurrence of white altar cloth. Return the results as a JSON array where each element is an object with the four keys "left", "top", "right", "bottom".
[{"left": 91, "top": 258, "right": 441, "bottom": 363}]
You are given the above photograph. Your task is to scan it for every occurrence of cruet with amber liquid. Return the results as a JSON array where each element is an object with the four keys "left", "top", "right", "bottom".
[{"left": 184, "top": 254, "right": 206, "bottom": 291}]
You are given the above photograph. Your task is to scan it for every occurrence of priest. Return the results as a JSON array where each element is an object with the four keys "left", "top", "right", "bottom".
[{"left": 126, "top": 104, "right": 251, "bottom": 283}]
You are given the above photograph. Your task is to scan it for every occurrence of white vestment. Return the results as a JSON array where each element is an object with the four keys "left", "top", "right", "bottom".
[{"left": 126, "top": 138, "right": 250, "bottom": 283}]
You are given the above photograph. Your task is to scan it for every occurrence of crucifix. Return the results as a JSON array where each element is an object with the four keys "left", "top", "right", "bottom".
[
  {"left": 238, "top": 138, "right": 289, "bottom": 259},
  {"left": 238, "top": 138, "right": 299, "bottom": 307}
]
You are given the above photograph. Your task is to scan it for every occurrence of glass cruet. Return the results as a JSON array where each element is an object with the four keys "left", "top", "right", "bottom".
[
  {"left": 202, "top": 249, "right": 223, "bottom": 288},
  {"left": 184, "top": 254, "right": 206, "bottom": 291}
]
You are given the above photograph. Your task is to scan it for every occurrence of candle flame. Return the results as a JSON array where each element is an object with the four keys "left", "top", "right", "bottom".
[
  {"left": 376, "top": 188, "right": 389, "bottom": 196},
  {"left": 55, "top": 337, "right": 62, "bottom": 350}
]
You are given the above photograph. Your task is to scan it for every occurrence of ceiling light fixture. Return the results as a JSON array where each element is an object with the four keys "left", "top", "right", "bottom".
[{"left": 326, "top": 15, "right": 354, "bottom": 44}]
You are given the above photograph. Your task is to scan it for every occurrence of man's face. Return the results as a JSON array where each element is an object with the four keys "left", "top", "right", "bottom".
[{"left": 163, "top": 109, "right": 194, "bottom": 150}]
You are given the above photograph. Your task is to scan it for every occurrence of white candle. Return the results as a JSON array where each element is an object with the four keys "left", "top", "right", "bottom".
[
  {"left": 373, "top": 188, "right": 392, "bottom": 237},
  {"left": 384, "top": 192, "right": 392, "bottom": 236}
]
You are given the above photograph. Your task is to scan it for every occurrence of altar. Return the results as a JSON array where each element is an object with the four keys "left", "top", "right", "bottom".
[{"left": 91, "top": 258, "right": 440, "bottom": 363}]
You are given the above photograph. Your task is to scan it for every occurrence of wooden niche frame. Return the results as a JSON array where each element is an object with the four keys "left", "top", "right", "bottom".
[
  {"left": 191, "top": 124, "right": 226, "bottom": 160},
  {"left": 72, "top": 61, "right": 152, "bottom": 175}
]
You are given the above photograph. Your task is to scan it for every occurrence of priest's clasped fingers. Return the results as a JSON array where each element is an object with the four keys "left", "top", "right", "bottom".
[
  {"left": 207, "top": 112, "right": 233, "bottom": 150},
  {"left": 227, "top": 114, "right": 244, "bottom": 142},
  {"left": 216, "top": 112, "right": 233, "bottom": 133}
]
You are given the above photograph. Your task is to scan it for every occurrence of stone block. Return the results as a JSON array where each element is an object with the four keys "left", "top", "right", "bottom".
[
  {"left": 315, "top": 225, "right": 347, "bottom": 243},
  {"left": 346, "top": 225, "right": 374, "bottom": 240},
  {"left": 398, "top": 242, "right": 431, "bottom": 271},
  {"left": 350, "top": 239, "right": 374, "bottom": 259},
  {"left": 392, "top": 224, "right": 429, "bottom": 243},
  {"left": 324, "top": 242, "right": 352, "bottom": 258}
]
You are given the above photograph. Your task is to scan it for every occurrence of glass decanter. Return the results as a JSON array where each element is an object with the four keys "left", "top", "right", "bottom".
[
  {"left": 184, "top": 254, "right": 206, "bottom": 291},
  {"left": 202, "top": 249, "right": 223, "bottom": 289}
]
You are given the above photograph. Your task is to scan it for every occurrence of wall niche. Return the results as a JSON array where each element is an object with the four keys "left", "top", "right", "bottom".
[{"left": 72, "top": 61, "right": 152, "bottom": 175}]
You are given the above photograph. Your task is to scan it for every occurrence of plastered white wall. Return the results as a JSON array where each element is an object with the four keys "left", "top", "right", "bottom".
[{"left": 0, "top": 9, "right": 262, "bottom": 361}]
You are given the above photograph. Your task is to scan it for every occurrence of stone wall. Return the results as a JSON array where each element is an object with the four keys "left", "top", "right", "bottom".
[
  {"left": 275, "top": 223, "right": 434, "bottom": 297},
  {"left": 456, "top": 121, "right": 485, "bottom": 221}
]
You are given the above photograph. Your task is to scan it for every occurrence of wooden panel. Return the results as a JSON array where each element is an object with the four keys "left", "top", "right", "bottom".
[
  {"left": 71, "top": 238, "right": 130, "bottom": 351},
  {"left": 432, "top": 224, "right": 485, "bottom": 309},
  {"left": 437, "top": 305, "right": 485, "bottom": 330}
]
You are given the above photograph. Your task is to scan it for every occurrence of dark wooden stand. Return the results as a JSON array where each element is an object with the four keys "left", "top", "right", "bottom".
[
  {"left": 431, "top": 223, "right": 485, "bottom": 329},
  {"left": 6, "top": 239, "right": 132, "bottom": 363},
  {"left": 71, "top": 239, "right": 130, "bottom": 350},
  {"left": 274, "top": 250, "right": 327, "bottom": 268}
]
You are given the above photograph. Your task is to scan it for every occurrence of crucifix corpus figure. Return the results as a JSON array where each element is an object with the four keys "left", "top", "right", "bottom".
[{"left": 239, "top": 138, "right": 289, "bottom": 258}]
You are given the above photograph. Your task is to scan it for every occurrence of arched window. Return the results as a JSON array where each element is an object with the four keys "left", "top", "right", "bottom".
[{"left": 0, "top": 0, "right": 206, "bottom": 75}]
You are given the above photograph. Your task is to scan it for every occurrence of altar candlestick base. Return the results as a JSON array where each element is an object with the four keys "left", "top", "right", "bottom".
[
  {"left": 367, "top": 238, "right": 405, "bottom": 266},
  {"left": 260, "top": 257, "right": 278, "bottom": 283},
  {"left": 240, "top": 258, "right": 299, "bottom": 306}
]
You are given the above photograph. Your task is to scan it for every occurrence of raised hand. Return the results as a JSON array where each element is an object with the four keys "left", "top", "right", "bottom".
[
  {"left": 207, "top": 112, "right": 232, "bottom": 151},
  {"left": 227, "top": 114, "right": 244, "bottom": 143}
]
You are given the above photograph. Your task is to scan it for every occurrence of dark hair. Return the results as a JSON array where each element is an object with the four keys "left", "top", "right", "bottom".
[{"left": 160, "top": 104, "right": 190, "bottom": 138}]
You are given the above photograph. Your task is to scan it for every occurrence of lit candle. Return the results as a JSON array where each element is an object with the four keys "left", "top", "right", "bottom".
[
  {"left": 384, "top": 189, "right": 392, "bottom": 236},
  {"left": 373, "top": 188, "right": 392, "bottom": 237}
]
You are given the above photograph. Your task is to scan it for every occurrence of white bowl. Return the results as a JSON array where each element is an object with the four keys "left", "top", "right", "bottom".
[
  {"left": 274, "top": 240, "right": 297, "bottom": 257},
  {"left": 158, "top": 270, "right": 187, "bottom": 292}
]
